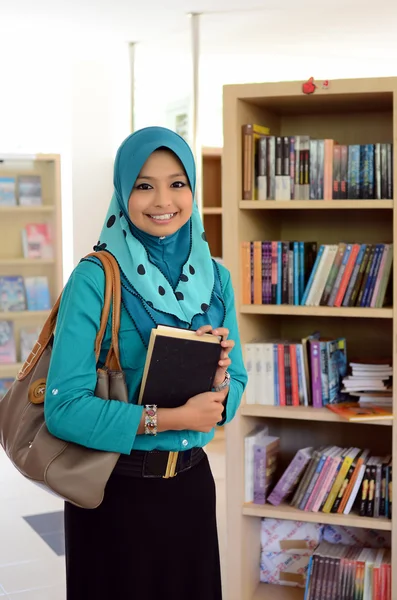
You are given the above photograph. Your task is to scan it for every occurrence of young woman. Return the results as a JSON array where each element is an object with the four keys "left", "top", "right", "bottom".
[{"left": 44, "top": 126, "right": 247, "bottom": 600}]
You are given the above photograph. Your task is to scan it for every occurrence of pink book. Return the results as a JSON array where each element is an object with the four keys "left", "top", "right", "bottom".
[
  {"left": 22, "top": 223, "right": 54, "bottom": 260},
  {"left": 304, "top": 452, "right": 336, "bottom": 511},
  {"left": 311, "top": 454, "right": 343, "bottom": 512}
]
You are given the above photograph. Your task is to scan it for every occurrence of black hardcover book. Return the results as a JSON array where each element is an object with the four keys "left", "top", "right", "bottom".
[{"left": 138, "top": 325, "right": 222, "bottom": 408}]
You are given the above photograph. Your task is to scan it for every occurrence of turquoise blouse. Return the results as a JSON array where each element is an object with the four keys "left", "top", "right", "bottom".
[{"left": 44, "top": 258, "right": 247, "bottom": 455}]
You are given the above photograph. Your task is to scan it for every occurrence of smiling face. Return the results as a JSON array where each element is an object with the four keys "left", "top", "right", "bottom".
[{"left": 128, "top": 148, "right": 193, "bottom": 237}]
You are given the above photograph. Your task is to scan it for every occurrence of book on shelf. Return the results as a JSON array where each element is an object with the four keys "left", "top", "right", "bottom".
[
  {"left": 241, "top": 126, "right": 394, "bottom": 201},
  {"left": 0, "top": 177, "right": 16, "bottom": 206},
  {"left": 22, "top": 223, "right": 53, "bottom": 260},
  {"left": 241, "top": 123, "right": 271, "bottom": 200},
  {"left": 244, "top": 333, "right": 347, "bottom": 408},
  {"left": 326, "top": 402, "right": 393, "bottom": 422},
  {"left": 137, "top": 324, "right": 221, "bottom": 409},
  {"left": 0, "top": 378, "right": 14, "bottom": 399},
  {"left": 0, "top": 321, "right": 17, "bottom": 364},
  {"left": 0, "top": 276, "right": 27, "bottom": 311},
  {"left": 304, "top": 541, "right": 391, "bottom": 600},
  {"left": 17, "top": 175, "right": 42, "bottom": 206},
  {"left": 20, "top": 326, "right": 41, "bottom": 363},
  {"left": 0, "top": 275, "right": 50, "bottom": 312},
  {"left": 241, "top": 239, "right": 393, "bottom": 308},
  {"left": 258, "top": 442, "right": 393, "bottom": 520}
]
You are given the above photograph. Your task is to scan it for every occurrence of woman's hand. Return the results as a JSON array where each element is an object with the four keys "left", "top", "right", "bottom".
[
  {"left": 182, "top": 391, "right": 226, "bottom": 432},
  {"left": 196, "top": 325, "right": 234, "bottom": 388}
]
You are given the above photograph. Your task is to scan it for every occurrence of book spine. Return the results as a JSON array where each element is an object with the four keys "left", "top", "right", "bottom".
[
  {"left": 253, "top": 445, "right": 267, "bottom": 504},
  {"left": 375, "top": 143, "right": 381, "bottom": 199},
  {"left": 347, "top": 145, "right": 360, "bottom": 199},
  {"left": 332, "top": 145, "right": 341, "bottom": 199},
  {"left": 310, "top": 340, "right": 322, "bottom": 408},
  {"left": 317, "top": 139, "right": 325, "bottom": 199},
  {"left": 310, "top": 140, "right": 318, "bottom": 200},
  {"left": 267, "top": 449, "right": 311, "bottom": 506},
  {"left": 340, "top": 145, "right": 348, "bottom": 199},
  {"left": 342, "top": 244, "right": 366, "bottom": 307}
]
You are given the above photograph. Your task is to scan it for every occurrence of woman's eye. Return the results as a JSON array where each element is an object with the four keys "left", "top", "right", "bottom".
[
  {"left": 171, "top": 181, "right": 186, "bottom": 188},
  {"left": 136, "top": 183, "right": 152, "bottom": 190}
]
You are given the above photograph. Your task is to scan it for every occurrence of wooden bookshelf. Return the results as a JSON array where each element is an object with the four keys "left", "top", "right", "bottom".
[
  {"left": 202, "top": 147, "right": 223, "bottom": 260},
  {"left": 0, "top": 154, "right": 62, "bottom": 383},
  {"left": 222, "top": 77, "right": 397, "bottom": 600}
]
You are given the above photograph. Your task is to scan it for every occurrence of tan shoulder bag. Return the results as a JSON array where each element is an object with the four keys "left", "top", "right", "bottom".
[{"left": 0, "top": 250, "right": 128, "bottom": 509}]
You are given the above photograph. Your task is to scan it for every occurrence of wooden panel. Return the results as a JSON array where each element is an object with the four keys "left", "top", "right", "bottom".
[
  {"left": 203, "top": 214, "right": 222, "bottom": 258},
  {"left": 280, "top": 110, "right": 392, "bottom": 145},
  {"left": 202, "top": 155, "right": 222, "bottom": 208}
]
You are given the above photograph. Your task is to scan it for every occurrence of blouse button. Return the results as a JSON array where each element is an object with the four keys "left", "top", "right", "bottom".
[
  {"left": 182, "top": 439, "right": 189, "bottom": 447},
  {"left": 51, "top": 389, "right": 59, "bottom": 396}
]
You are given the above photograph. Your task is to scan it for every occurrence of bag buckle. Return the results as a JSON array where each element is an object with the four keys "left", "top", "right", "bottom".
[{"left": 163, "top": 451, "right": 179, "bottom": 478}]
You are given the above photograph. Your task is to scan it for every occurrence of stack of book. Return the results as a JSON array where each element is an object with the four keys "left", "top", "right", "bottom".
[
  {"left": 0, "top": 321, "right": 41, "bottom": 365},
  {"left": 241, "top": 124, "right": 394, "bottom": 202},
  {"left": 265, "top": 445, "right": 392, "bottom": 520},
  {"left": 241, "top": 240, "right": 393, "bottom": 308},
  {"left": 244, "top": 333, "right": 347, "bottom": 408},
  {"left": 341, "top": 360, "right": 392, "bottom": 396},
  {"left": 304, "top": 541, "right": 391, "bottom": 600}
]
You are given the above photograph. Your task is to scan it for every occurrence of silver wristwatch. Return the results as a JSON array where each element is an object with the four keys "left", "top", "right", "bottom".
[{"left": 214, "top": 370, "right": 231, "bottom": 392}]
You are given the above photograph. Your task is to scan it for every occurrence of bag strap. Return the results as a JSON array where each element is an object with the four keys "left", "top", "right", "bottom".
[{"left": 17, "top": 250, "right": 122, "bottom": 381}]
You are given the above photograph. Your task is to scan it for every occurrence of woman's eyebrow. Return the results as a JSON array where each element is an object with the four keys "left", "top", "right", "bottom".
[{"left": 136, "top": 172, "right": 186, "bottom": 180}]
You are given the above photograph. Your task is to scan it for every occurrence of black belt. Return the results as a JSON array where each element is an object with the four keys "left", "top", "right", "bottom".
[{"left": 113, "top": 447, "right": 205, "bottom": 479}]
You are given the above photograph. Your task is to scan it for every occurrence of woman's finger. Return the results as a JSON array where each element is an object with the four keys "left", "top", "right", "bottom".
[{"left": 196, "top": 325, "right": 213, "bottom": 336}]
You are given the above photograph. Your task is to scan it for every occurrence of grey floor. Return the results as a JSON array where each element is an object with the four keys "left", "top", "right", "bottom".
[{"left": 0, "top": 431, "right": 226, "bottom": 599}]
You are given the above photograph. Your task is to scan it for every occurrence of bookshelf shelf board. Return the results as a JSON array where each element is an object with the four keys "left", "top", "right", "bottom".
[
  {"left": 253, "top": 583, "right": 303, "bottom": 600},
  {"left": 242, "top": 502, "right": 392, "bottom": 531},
  {"left": 240, "top": 305, "right": 393, "bottom": 319},
  {"left": 240, "top": 200, "right": 393, "bottom": 210},
  {"left": 0, "top": 258, "right": 55, "bottom": 266},
  {"left": 0, "top": 310, "right": 50, "bottom": 320},
  {"left": 0, "top": 206, "right": 54, "bottom": 214},
  {"left": 0, "top": 363, "right": 23, "bottom": 377},
  {"left": 203, "top": 207, "right": 223, "bottom": 215},
  {"left": 241, "top": 404, "right": 393, "bottom": 426}
]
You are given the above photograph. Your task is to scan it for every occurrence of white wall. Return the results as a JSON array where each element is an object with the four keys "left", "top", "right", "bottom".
[
  {"left": 0, "top": 30, "right": 131, "bottom": 283},
  {"left": 70, "top": 45, "right": 131, "bottom": 272}
]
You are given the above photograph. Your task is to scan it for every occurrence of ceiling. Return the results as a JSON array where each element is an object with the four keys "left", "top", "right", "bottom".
[{"left": 1, "top": 0, "right": 397, "bottom": 57}]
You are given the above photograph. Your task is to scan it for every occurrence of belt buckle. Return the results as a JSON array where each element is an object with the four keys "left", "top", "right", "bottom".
[{"left": 163, "top": 451, "right": 179, "bottom": 479}]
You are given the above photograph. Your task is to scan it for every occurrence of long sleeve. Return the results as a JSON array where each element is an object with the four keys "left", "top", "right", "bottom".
[
  {"left": 44, "top": 261, "right": 143, "bottom": 454},
  {"left": 217, "top": 267, "right": 248, "bottom": 425}
]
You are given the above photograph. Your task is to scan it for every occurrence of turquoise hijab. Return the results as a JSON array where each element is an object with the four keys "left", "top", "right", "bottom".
[{"left": 93, "top": 126, "right": 223, "bottom": 333}]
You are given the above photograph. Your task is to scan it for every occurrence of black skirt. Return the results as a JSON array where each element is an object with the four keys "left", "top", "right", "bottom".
[{"left": 64, "top": 451, "right": 222, "bottom": 600}]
